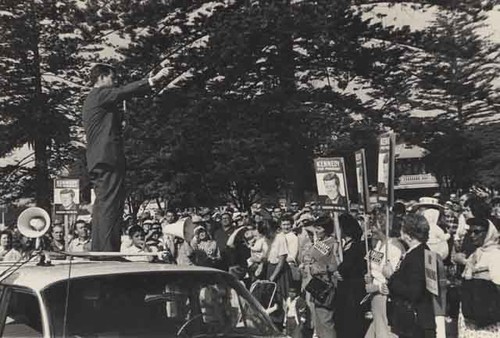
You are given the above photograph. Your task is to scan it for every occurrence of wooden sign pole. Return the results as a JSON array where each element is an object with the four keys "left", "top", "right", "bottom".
[{"left": 333, "top": 211, "right": 343, "bottom": 263}]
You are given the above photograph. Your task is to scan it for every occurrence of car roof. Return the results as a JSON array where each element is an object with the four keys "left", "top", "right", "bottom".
[{"left": 0, "top": 261, "right": 224, "bottom": 292}]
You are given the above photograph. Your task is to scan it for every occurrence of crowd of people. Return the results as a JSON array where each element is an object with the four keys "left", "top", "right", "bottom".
[{"left": 0, "top": 189, "right": 499, "bottom": 338}]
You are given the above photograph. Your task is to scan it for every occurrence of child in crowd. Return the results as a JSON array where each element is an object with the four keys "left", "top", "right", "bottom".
[
  {"left": 121, "top": 225, "right": 156, "bottom": 262},
  {"left": 285, "top": 283, "right": 313, "bottom": 338}
]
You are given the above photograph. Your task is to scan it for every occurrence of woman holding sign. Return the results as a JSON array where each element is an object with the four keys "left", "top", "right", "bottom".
[
  {"left": 364, "top": 207, "right": 405, "bottom": 338},
  {"left": 302, "top": 215, "right": 339, "bottom": 338}
]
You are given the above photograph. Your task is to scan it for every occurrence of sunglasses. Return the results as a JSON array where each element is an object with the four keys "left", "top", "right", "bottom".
[{"left": 470, "top": 228, "right": 487, "bottom": 235}]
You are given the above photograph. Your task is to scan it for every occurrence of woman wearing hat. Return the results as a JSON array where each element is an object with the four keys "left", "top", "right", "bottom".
[
  {"left": 414, "top": 197, "right": 450, "bottom": 260},
  {"left": 266, "top": 219, "right": 291, "bottom": 329},
  {"left": 301, "top": 215, "right": 338, "bottom": 338},
  {"left": 191, "top": 225, "right": 221, "bottom": 267}
]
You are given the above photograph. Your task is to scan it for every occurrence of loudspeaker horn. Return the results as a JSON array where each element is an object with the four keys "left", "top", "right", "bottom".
[
  {"left": 17, "top": 207, "right": 51, "bottom": 238},
  {"left": 162, "top": 217, "right": 195, "bottom": 242}
]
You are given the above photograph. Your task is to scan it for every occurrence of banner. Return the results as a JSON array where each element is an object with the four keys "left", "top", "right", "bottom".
[
  {"left": 314, "top": 157, "right": 349, "bottom": 212},
  {"left": 54, "top": 178, "right": 80, "bottom": 215},
  {"left": 355, "top": 149, "right": 370, "bottom": 213},
  {"left": 377, "top": 132, "right": 395, "bottom": 205},
  {"left": 425, "top": 249, "right": 439, "bottom": 296}
]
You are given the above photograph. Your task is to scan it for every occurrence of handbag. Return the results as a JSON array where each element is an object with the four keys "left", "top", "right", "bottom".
[
  {"left": 387, "top": 297, "right": 419, "bottom": 336},
  {"left": 305, "top": 276, "right": 335, "bottom": 310}
]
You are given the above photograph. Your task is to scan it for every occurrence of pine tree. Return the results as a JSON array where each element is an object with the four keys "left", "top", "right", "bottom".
[
  {"left": 0, "top": 0, "right": 89, "bottom": 208},
  {"left": 411, "top": 6, "right": 500, "bottom": 125},
  {"left": 112, "top": 0, "right": 410, "bottom": 208},
  {"left": 406, "top": 4, "right": 500, "bottom": 192}
]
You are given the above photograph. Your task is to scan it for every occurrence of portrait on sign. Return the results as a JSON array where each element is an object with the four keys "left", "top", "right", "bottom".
[
  {"left": 314, "top": 158, "right": 349, "bottom": 212},
  {"left": 54, "top": 179, "right": 80, "bottom": 215}
]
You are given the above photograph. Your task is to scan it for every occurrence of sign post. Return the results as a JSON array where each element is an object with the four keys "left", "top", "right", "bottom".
[
  {"left": 355, "top": 149, "right": 370, "bottom": 214},
  {"left": 355, "top": 149, "right": 371, "bottom": 274},
  {"left": 54, "top": 178, "right": 80, "bottom": 250},
  {"left": 314, "top": 157, "right": 349, "bottom": 262},
  {"left": 377, "top": 132, "right": 395, "bottom": 263},
  {"left": 424, "top": 249, "right": 439, "bottom": 296},
  {"left": 0, "top": 205, "right": 6, "bottom": 231}
]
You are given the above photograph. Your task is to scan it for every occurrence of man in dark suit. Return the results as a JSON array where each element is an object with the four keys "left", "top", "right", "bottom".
[
  {"left": 83, "top": 64, "right": 171, "bottom": 252},
  {"left": 382, "top": 213, "right": 436, "bottom": 338}
]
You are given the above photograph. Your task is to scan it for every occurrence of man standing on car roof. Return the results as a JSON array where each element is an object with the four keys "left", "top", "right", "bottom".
[{"left": 82, "top": 64, "right": 172, "bottom": 252}]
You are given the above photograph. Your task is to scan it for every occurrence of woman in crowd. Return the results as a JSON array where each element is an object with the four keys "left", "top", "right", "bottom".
[
  {"left": 281, "top": 215, "right": 300, "bottom": 281},
  {"left": 247, "top": 221, "right": 270, "bottom": 280},
  {"left": 335, "top": 213, "right": 368, "bottom": 338},
  {"left": 266, "top": 219, "right": 290, "bottom": 329},
  {"left": 0, "top": 230, "right": 22, "bottom": 261},
  {"left": 458, "top": 217, "right": 500, "bottom": 337},
  {"left": 384, "top": 213, "right": 436, "bottom": 338},
  {"left": 301, "top": 215, "right": 338, "bottom": 338},
  {"left": 190, "top": 225, "right": 221, "bottom": 267},
  {"left": 364, "top": 207, "right": 405, "bottom": 338}
]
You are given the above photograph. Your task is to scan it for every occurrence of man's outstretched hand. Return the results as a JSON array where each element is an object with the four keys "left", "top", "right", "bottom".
[{"left": 149, "top": 67, "right": 173, "bottom": 87}]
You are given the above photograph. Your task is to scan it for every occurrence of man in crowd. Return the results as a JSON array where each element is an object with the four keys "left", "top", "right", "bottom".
[
  {"left": 164, "top": 210, "right": 178, "bottom": 225},
  {"left": 49, "top": 224, "right": 66, "bottom": 260},
  {"left": 271, "top": 207, "right": 283, "bottom": 224},
  {"left": 67, "top": 220, "right": 92, "bottom": 252},
  {"left": 83, "top": 63, "right": 173, "bottom": 252}
]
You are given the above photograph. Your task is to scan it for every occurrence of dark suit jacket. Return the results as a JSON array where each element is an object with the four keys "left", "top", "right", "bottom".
[
  {"left": 324, "top": 195, "right": 347, "bottom": 207},
  {"left": 83, "top": 79, "right": 151, "bottom": 171},
  {"left": 388, "top": 243, "right": 436, "bottom": 330}
]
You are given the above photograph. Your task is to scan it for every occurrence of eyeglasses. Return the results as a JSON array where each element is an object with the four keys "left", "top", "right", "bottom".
[{"left": 470, "top": 228, "right": 487, "bottom": 235}]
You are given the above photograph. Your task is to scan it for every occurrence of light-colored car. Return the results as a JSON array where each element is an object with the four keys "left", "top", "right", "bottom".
[{"left": 0, "top": 261, "right": 287, "bottom": 338}]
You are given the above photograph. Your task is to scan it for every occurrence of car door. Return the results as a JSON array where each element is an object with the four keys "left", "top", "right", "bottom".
[{"left": 0, "top": 286, "right": 44, "bottom": 338}]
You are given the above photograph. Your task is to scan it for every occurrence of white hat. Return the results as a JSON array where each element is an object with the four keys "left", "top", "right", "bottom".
[{"left": 412, "top": 197, "right": 443, "bottom": 210}]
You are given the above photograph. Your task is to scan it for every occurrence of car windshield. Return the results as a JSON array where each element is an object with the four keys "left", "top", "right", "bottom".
[{"left": 42, "top": 271, "right": 279, "bottom": 338}]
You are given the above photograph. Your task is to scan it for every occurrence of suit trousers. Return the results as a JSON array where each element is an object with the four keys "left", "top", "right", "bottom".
[{"left": 90, "top": 164, "right": 125, "bottom": 252}]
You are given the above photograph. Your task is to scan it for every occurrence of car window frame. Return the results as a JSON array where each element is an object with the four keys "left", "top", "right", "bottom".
[
  {"left": 0, "top": 285, "right": 46, "bottom": 338},
  {"left": 40, "top": 270, "right": 279, "bottom": 337}
]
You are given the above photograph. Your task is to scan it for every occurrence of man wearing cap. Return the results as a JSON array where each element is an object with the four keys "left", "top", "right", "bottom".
[{"left": 83, "top": 64, "right": 172, "bottom": 252}]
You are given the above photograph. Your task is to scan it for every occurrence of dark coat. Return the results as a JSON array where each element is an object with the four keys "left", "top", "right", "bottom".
[
  {"left": 388, "top": 243, "right": 436, "bottom": 332},
  {"left": 335, "top": 241, "right": 369, "bottom": 338},
  {"left": 82, "top": 79, "right": 150, "bottom": 171}
]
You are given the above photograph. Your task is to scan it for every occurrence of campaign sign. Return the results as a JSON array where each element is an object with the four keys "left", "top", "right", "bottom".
[
  {"left": 54, "top": 178, "right": 79, "bottom": 215},
  {"left": 314, "top": 157, "right": 349, "bottom": 212},
  {"left": 377, "top": 133, "right": 395, "bottom": 205},
  {"left": 355, "top": 149, "right": 370, "bottom": 213},
  {"left": 425, "top": 249, "right": 439, "bottom": 296}
]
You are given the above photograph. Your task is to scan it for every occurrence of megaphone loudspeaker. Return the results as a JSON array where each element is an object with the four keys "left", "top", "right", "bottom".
[
  {"left": 162, "top": 217, "right": 195, "bottom": 242},
  {"left": 17, "top": 207, "right": 51, "bottom": 238}
]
